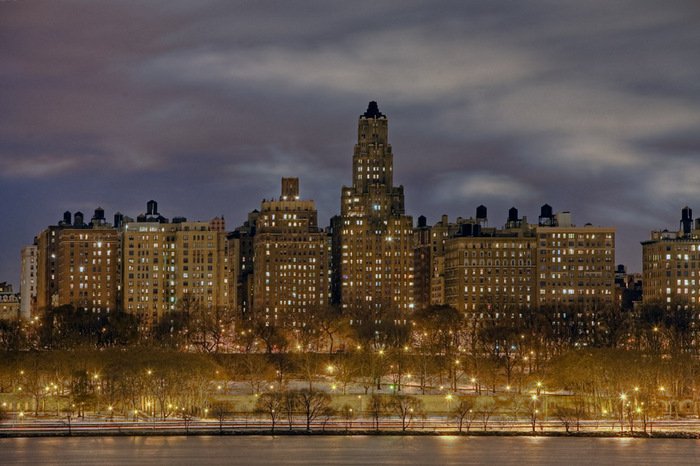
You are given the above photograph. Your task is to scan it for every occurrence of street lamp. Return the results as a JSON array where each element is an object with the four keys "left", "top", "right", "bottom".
[
  {"left": 530, "top": 395, "right": 538, "bottom": 432},
  {"left": 619, "top": 393, "right": 627, "bottom": 432}
]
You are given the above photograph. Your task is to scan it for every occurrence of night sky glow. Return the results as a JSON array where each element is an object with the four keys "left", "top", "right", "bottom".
[{"left": 2, "top": 1, "right": 700, "bottom": 285}]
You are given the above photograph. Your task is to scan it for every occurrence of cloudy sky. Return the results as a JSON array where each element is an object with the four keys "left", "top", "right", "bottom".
[{"left": 1, "top": 0, "right": 700, "bottom": 286}]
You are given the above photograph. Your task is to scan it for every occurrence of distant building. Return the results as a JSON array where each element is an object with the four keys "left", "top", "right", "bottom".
[
  {"left": 332, "top": 101, "right": 414, "bottom": 319},
  {"left": 0, "top": 282, "right": 20, "bottom": 320},
  {"left": 20, "top": 245, "right": 38, "bottom": 320},
  {"left": 209, "top": 216, "right": 226, "bottom": 232},
  {"left": 33, "top": 208, "right": 120, "bottom": 314},
  {"left": 227, "top": 210, "right": 258, "bottom": 318},
  {"left": 32, "top": 202, "right": 229, "bottom": 329},
  {"left": 413, "top": 216, "right": 432, "bottom": 310},
  {"left": 641, "top": 206, "right": 700, "bottom": 308},
  {"left": 443, "top": 207, "right": 536, "bottom": 312},
  {"left": 614, "top": 264, "right": 642, "bottom": 311},
  {"left": 439, "top": 205, "right": 615, "bottom": 312},
  {"left": 413, "top": 214, "right": 472, "bottom": 310},
  {"left": 536, "top": 210, "right": 616, "bottom": 308},
  {"left": 252, "top": 178, "right": 331, "bottom": 325},
  {"left": 121, "top": 202, "right": 229, "bottom": 329}
]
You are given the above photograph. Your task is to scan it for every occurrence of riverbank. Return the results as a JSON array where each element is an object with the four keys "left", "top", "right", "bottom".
[{"left": 3, "top": 425, "right": 700, "bottom": 439}]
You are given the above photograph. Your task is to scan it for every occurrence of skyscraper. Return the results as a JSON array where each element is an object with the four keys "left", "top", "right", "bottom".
[
  {"left": 332, "top": 102, "right": 414, "bottom": 319},
  {"left": 253, "top": 178, "right": 331, "bottom": 325}
]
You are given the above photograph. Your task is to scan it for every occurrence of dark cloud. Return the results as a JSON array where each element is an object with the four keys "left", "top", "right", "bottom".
[{"left": 1, "top": 0, "right": 700, "bottom": 284}]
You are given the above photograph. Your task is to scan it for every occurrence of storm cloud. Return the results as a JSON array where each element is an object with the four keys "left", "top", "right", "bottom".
[{"left": 1, "top": 0, "right": 700, "bottom": 284}]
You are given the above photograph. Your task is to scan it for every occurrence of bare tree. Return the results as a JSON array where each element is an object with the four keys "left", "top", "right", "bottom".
[
  {"left": 210, "top": 400, "right": 236, "bottom": 433},
  {"left": 296, "top": 389, "right": 332, "bottom": 432},
  {"left": 340, "top": 404, "right": 356, "bottom": 433},
  {"left": 368, "top": 394, "right": 385, "bottom": 431},
  {"left": 255, "top": 393, "right": 284, "bottom": 433},
  {"left": 451, "top": 397, "right": 476, "bottom": 433},
  {"left": 282, "top": 390, "right": 298, "bottom": 431},
  {"left": 553, "top": 405, "right": 576, "bottom": 433},
  {"left": 478, "top": 398, "right": 499, "bottom": 431},
  {"left": 387, "top": 394, "right": 424, "bottom": 431}
]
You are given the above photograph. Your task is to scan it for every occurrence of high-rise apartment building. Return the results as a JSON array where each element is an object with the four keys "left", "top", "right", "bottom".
[
  {"left": 413, "top": 216, "right": 432, "bottom": 310},
  {"left": 121, "top": 219, "right": 174, "bottom": 326},
  {"left": 642, "top": 206, "right": 700, "bottom": 308},
  {"left": 332, "top": 102, "right": 414, "bottom": 318},
  {"left": 121, "top": 201, "right": 229, "bottom": 328},
  {"left": 252, "top": 178, "right": 331, "bottom": 325},
  {"left": 32, "top": 202, "right": 228, "bottom": 329},
  {"left": 442, "top": 206, "right": 615, "bottom": 312},
  {"left": 20, "top": 245, "right": 38, "bottom": 320},
  {"left": 536, "top": 211, "right": 615, "bottom": 308},
  {"left": 443, "top": 208, "right": 536, "bottom": 312},
  {"left": 228, "top": 210, "right": 258, "bottom": 318},
  {"left": 34, "top": 209, "right": 120, "bottom": 314}
]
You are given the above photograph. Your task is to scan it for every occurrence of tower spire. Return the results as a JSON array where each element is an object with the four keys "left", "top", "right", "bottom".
[{"left": 362, "top": 101, "right": 384, "bottom": 119}]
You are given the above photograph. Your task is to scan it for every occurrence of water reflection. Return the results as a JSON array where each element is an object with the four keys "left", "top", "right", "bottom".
[{"left": 1, "top": 436, "right": 696, "bottom": 465}]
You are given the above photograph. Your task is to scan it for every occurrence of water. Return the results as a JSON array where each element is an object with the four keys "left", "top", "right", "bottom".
[{"left": 1, "top": 436, "right": 699, "bottom": 465}]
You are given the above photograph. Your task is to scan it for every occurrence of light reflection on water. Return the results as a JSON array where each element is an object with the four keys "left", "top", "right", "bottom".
[{"left": 1, "top": 435, "right": 699, "bottom": 465}]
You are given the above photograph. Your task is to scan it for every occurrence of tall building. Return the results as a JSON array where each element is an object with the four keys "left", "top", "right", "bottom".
[
  {"left": 252, "top": 178, "right": 331, "bottom": 325},
  {"left": 227, "top": 210, "right": 259, "bottom": 318},
  {"left": 121, "top": 218, "right": 175, "bottom": 327},
  {"left": 442, "top": 205, "right": 615, "bottom": 312},
  {"left": 20, "top": 245, "right": 38, "bottom": 320},
  {"left": 443, "top": 207, "right": 536, "bottom": 312},
  {"left": 121, "top": 202, "right": 229, "bottom": 328},
  {"left": 413, "top": 216, "right": 432, "bottom": 310},
  {"left": 34, "top": 209, "right": 120, "bottom": 314},
  {"left": 536, "top": 210, "right": 615, "bottom": 308},
  {"left": 642, "top": 206, "right": 700, "bottom": 308},
  {"left": 332, "top": 101, "right": 414, "bottom": 319}
]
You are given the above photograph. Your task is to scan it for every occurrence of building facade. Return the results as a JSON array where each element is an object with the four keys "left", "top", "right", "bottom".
[
  {"left": 20, "top": 245, "right": 38, "bottom": 320},
  {"left": 642, "top": 206, "right": 700, "bottom": 308},
  {"left": 32, "top": 202, "right": 229, "bottom": 330},
  {"left": 227, "top": 210, "right": 258, "bottom": 318},
  {"left": 0, "top": 282, "right": 20, "bottom": 321},
  {"left": 332, "top": 102, "right": 414, "bottom": 319},
  {"left": 121, "top": 203, "right": 229, "bottom": 328},
  {"left": 442, "top": 206, "right": 616, "bottom": 313},
  {"left": 252, "top": 178, "right": 331, "bottom": 325},
  {"left": 33, "top": 209, "right": 120, "bottom": 314}
]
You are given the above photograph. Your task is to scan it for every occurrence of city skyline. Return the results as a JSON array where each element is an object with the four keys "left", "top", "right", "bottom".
[{"left": 2, "top": 1, "right": 700, "bottom": 287}]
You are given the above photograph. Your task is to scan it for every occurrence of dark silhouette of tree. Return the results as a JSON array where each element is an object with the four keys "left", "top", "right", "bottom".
[
  {"left": 450, "top": 397, "right": 476, "bottom": 433},
  {"left": 314, "top": 305, "right": 346, "bottom": 354},
  {"left": 255, "top": 393, "right": 284, "bottom": 433},
  {"left": 210, "top": 400, "right": 236, "bottom": 433},
  {"left": 387, "top": 394, "right": 423, "bottom": 431},
  {"left": 0, "top": 319, "right": 28, "bottom": 351},
  {"left": 150, "top": 311, "right": 188, "bottom": 348},
  {"left": 368, "top": 394, "right": 385, "bottom": 431},
  {"left": 295, "top": 389, "right": 332, "bottom": 432},
  {"left": 38, "top": 304, "right": 138, "bottom": 349}
]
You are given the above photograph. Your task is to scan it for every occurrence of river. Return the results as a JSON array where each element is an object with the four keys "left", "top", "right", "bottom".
[{"left": 2, "top": 435, "right": 698, "bottom": 465}]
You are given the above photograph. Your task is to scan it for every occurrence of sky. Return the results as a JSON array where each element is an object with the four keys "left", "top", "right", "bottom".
[{"left": 1, "top": 0, "right": 700, "bottom": 286}]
